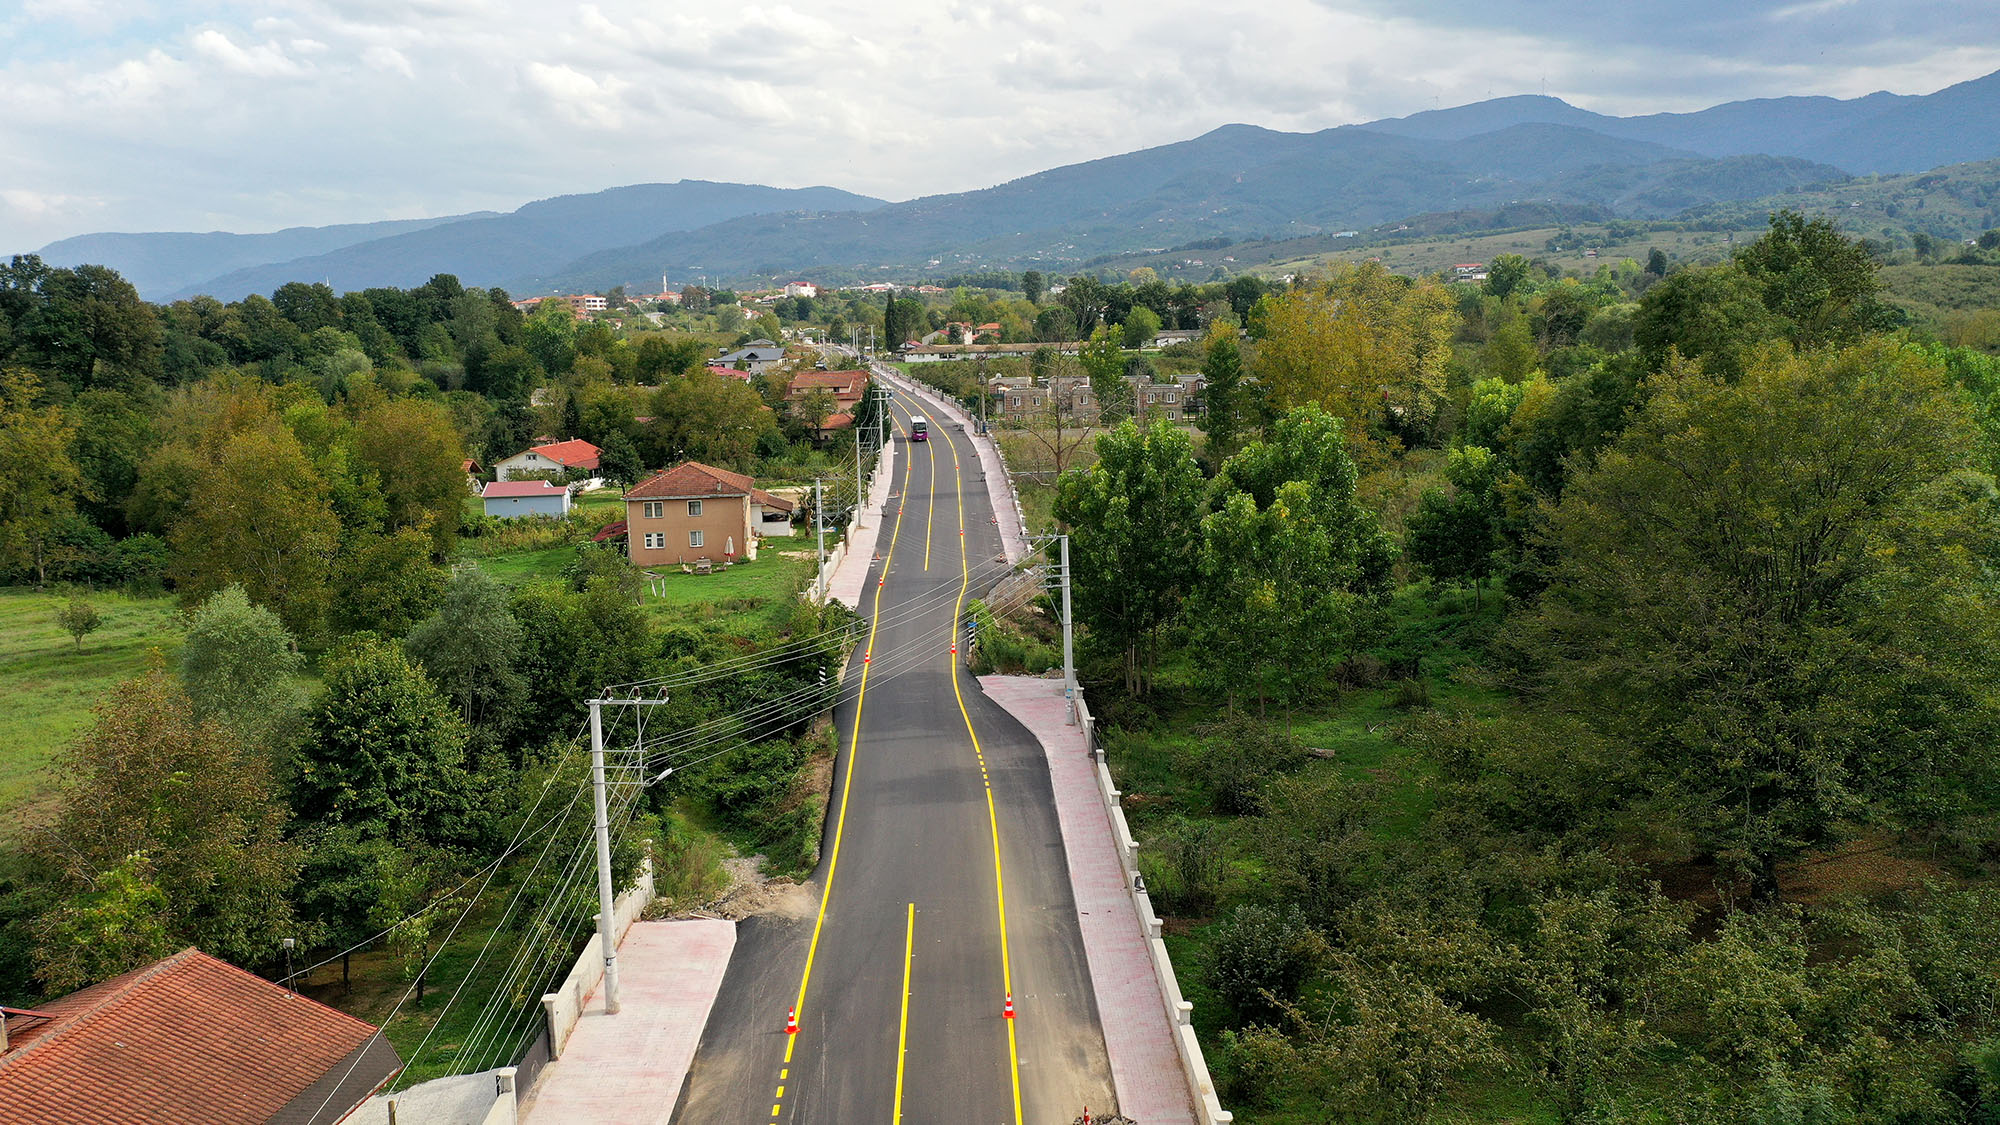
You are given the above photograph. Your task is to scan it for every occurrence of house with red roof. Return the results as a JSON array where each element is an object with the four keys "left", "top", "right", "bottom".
[
  {"left": 784, "top": 369, "right": 871, "bottom": 435},
  {"left": 623, "top": 461, "right": 797, "bottom": 568},
  {"left": 493, "top": 438, "right": 601, "bottom": 482},
  {"left": 0, "top": 947, "right": 400, "bottom": 1125},
  {"left": 482, "top": 478, "right": 573, "bottom": 519}
]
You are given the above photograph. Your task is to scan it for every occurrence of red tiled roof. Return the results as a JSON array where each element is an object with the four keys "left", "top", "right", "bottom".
[
  {"left": 526, "top": 438, "right": 600, "bottom": 470},
  {"left": 0, "top": 948, "right": 398, "bottom": 1125},
  {"left": 706, "top": 366, "right": 753, "bottom": 380},
  {"left": 483, "top": 480, "right": 567, "bottom": 499},
  {"left": 461, "top": 458, "right": 480, "bottom": 473},
  {"left": 786, "top": 370, "right": 868, "bottom": 398},
  {"left": 592, "top": 520, "right": 629, "bottom": 542},
  {"left": 624, "top": 461, "right": 758, "bottom": 500},
  {"left": 818, "top": 412, "right": 855, "bottom": 430},
  {"left": 751, "top": 489, "right": 796, "bottom": 514}
]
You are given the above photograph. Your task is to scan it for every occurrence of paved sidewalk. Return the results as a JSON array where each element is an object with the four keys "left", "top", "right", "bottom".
[
  {"left": 520, "top": 919, "right": 735, "bottom": 1125},
  {"left": 875, "top": 366, "right": 1029, "bottom": 564},
  {"left": 979, "top": 676, "right": 1198, "bottom": 1125},
  {"left": 824, "top": 433, "right": 897, "bottom": 609}
]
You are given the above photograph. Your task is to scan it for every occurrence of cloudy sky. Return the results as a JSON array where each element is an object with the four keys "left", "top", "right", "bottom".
[{"left": 5, "top": 0, "right": 1999, "bottom": 250}]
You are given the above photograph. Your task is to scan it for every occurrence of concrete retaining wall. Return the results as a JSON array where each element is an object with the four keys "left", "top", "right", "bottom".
[
  {"left": 539, "top": 852, "right": 655, "bottom": 1059},
  {"left": 1076, "top": 695, "right": 1233, "bottom": 1123}
]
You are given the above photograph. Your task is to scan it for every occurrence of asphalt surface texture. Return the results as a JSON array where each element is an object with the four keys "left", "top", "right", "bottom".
[{"left": 674, "top": 389, "right": 1115, "bottom": 1124}]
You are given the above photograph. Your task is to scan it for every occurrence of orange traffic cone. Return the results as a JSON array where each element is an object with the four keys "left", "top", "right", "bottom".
[
  {"left": 1003, "top": 992, "right": 1015, "bottom": 1020},
  {"left": 786, "top": 1006, "right": 798, "bottom": 1035}
]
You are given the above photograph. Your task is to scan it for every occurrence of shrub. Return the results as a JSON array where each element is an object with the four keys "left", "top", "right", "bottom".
[
  {"left": 1142, "top": 816, "right": 1226, "bottom": 915},
  {"left": 1185, "top": 716, "right": 1301, "bottom": 815},
  {"left": 1207, "top": 902, "right": 1327, "bottom": 1024}
]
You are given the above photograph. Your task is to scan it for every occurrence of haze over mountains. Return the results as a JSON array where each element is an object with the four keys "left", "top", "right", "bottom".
[{"left": 30, "top": 69, "right": 2000, "bottom": 302}]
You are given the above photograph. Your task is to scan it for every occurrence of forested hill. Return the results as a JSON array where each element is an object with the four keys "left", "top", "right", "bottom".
[
  {"left": 30, "top": 182, "right": 886, "bottom": 302},
  {"left": 34, "top": 212, "right": 497, "bottom": 302},
  {"left": 1362, "top": 68, "right": 2000, "bottom": 175},
  {"left": 534, "top": 124, "right": 1839, "bottom": 293}
]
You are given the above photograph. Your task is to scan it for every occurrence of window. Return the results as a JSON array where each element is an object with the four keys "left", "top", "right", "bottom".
[
  {"left": 1166, "top": 392, "right": 1177, "bottom": 403},
  {"left": 643, "top": 532, "right": 665, "bottom": 549},
  {"left": 642, "top": 501, "right": 663, "bottom": 519},
  {"left": 687, "top": 500, "right": 703, "bottom": 517},
  {"left": 690, "top": 530, "right": 705, "bottom": 548}
]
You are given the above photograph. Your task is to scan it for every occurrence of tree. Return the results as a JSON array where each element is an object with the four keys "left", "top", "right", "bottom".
[
  {"left": 1121, "top": 305, "right": 1161, "bottom": 349},
  {"left": 1052, "top": 420, "right": 1207, "bottom": 695},
  {"left": 11, "top": 263, "right": 163, "bottom": 392},
  {"left": 1405, "top": 446, "right": 1502, "bottom": 603},
  {"left": 55, "top": 595, "right": 100, "bottom": 650},
  {"left": 1253, "top": 262, "right": 1456, "bottom": 463},
  {"left": 1079, "top": 326, "right": 1130, "bottom": 424},
  {"left": 508, "top": 582, "right": 655, "bottom": 737},
  {"left": 1736, "top": 208, "right": 1891, "bottom": 348},
  {"left": 406, "top": 568, "right": 525, "bottom": 737},
  {"left": 521, "top": 299, "right": 577, "bottom": 376},
  {"left": 1645, "top": 248, "right": 1669, "bottom": 277},
  {"left": 1633, "top": 264, "right": 1785, "bottom": 380},
  {"left": 349, "top": 398, "right": 467, "bottom": 555},
  {"left": 1486, "top": 254, "right": 1532, "bottom": 301},
  {"left": 1198, "top": 326, "right": 1249, "bottom": 460},
  {"left": 168, "top": 422, "right": 340, "bottom": 638},
  {"left": 1509, "top": 341, "right": 2000, "bottom": 901},
  {"left": 65, "top": 390, "right": 154, "bottom": 538},
  {"left": 596, "top": 429, "right": 644, "bottom": 487},
  {"left": 1195, "top": 406, "right": 1397, "bottom": 713},
  {"left": 332, "top": 527, "right": 449, "bottom": 637},
  {"left": 294, "top": 638, "right": 481, "bottom": 846},
  {"left": 27, "top": 663, "right": 300, "bottom": 987},
  {"left": 1033, "top": 305, "right": 1078, "bottom": 343},
  {"left": 1021, "top": 270, "right": 1046, "bottom": 304},
  {"left": 0, "top": 371, "right": 86, "bottom": 586},
  {"left": 179, "top": 584, "right": 302, "bottom": 748},
  {"left": 649, "top": 371, "right": 778, "bottom": 469}
]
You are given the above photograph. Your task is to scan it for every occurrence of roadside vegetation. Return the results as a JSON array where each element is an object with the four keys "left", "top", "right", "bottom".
[{"left": 1047, "top": 212, "right": 2000, "bottom": 1122}]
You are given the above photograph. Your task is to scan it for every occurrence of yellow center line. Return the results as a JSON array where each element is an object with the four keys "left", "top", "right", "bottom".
[
  {"left": 936, "top": 412, "right": 1026, "bottom": 1125},
  {"left": 923, "top": 417, "right": 937, "bottom": 572},
  {"left": 892, "top": 901, "right": 916, "bottom": 1122},
  {"left": 769, "top": 387, "right": 917, "bottom": 1119}
]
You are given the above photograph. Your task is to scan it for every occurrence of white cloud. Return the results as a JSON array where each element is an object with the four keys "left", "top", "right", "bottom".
[
  {"left": 0, "top": 0, "right": 1995, "bottom": 251},
  {"left": 190, "top": 28, "right": 310, "bottom": 79}
]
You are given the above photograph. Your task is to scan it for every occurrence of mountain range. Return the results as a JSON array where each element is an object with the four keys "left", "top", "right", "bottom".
[{"left": 29, "top": 69, "right": 2000, "bottom": 301}]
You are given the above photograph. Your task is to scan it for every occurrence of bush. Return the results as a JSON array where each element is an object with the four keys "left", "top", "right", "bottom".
[
  {"left": 1185, "top": 716, "right": 1301, "bottom": 814},
  {"left": 1207, "top": 903, "right": 1327, "bottom": 1025},
  {"left": 115, "top": 534, "right": 170, "bottom": 592},
  {"left": 1392, "top": 675, "right": 1431, "bottom": 709},
  {"left": 1142, "top": 816, "right": 1226, "bottom": 915}
]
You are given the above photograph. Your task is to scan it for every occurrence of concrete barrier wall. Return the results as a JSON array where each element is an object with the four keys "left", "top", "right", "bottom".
[
  {"left": 479, "top": 1069, "right": 519, "bottom": 1125},
  {"left": 541, "top": 852, "right": 655, "bottom": 1059},
  {"left": 1075, "top": 693, "right": 1233, "bottom": 1123}
]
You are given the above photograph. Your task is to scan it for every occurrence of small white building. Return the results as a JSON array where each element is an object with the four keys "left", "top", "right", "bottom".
[
  {"left": 493, "top": 439, "right": 601, "bottom": 482},
  {"left": 783, "top": 281, "right": 819, "bottom": 299},
  {"left": 482, "top": 479, "right": 572, "bottom": 519}
]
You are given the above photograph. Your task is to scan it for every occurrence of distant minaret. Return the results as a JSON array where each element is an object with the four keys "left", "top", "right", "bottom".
[{"left": 662, "top": 274, "right": 670, "bottom": 295}]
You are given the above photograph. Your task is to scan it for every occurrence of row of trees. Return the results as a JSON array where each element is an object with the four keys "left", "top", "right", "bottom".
[{"left": 1049, "top": 212, "right": 2000, "bottom": 1119}]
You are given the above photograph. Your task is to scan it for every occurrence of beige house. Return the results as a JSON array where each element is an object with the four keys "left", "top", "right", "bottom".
[{"left": 623, "top": 461, "right": 795, "bottom": 568}]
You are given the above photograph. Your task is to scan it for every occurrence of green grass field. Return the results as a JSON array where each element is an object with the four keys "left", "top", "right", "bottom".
[{"left": 0, "top": 590, "right": 186, "bottom": 843}]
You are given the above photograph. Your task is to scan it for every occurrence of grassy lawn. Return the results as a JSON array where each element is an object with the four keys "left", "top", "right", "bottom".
[
  {"left": 0, "top": 589, "right": 186, "bottom": 844},
  {"left": 470, "top": 545, "right": 574, "bottom": 587}
]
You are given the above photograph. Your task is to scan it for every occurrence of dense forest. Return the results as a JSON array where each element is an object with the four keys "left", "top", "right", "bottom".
[{"left": 1031, "top": 211, "right": 2000, "bottom": 1121}]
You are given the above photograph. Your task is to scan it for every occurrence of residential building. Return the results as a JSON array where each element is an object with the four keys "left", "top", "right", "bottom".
[
  {"left": 901, "top": 341, "right": 1082, "bottom": 363},
  {"left": 783, "top": 281, "right": 819, "bottom": 299},
  {"left": 716, "top": 342, "right": 788, "bottom": 374},
  {"left": 786, "top": 369, "right": 871, "bottom": 434},
  {"left": 494, "top": 438, "right": 601, "bottom": 481},
  {"left": 483, "top": 479, "right": 572, "bottom": 518},
  {"left": 623, "top": 461, "right": 797, "bottom": 568},
  {"left": 0, "top": 948, "right": 400, "bottom": 1125}
]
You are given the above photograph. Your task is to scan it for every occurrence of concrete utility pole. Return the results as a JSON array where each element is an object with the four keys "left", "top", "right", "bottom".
[
  {"left": 855, "top": 420, "right": 865, "bottom": 513},
  {"left": 586, "top": 693, "right": 674, "bottom": 1015},
  {"left": 814, "top": 478, "right": 827, "bottom": 603},
  {"left": 1059, "top": 534, "right": 1077, "bottom": 721},
  {"left": 587, "top": 699, "right": 620, "bottom": 1015}
]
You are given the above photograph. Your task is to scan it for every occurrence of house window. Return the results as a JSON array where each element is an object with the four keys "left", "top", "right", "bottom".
[
  {"left": 690, "top": 530, "right": 705, "bottom": 548},
  {"left": 643, "top": 532, "right": 665, "bottom": 549},
  {"left": 642, "top": 501, "right": 663, "bottom": 519},
  {"left": 687, "top": 500, "right": 703, "bottom": 517},
  {"left": 1166, "top": 392, "right": 1178, "bottom": 403}
]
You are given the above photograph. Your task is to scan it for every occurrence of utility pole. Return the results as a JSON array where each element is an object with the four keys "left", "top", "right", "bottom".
[
  {"left": 855, "top": 420, "right": 864, "bottom": 513},
  {"left": 1059, "top": 535, "right": 1077, "bottom": 722},
  {"left": 585, "top": 693, "right": 673, "bottom": 1015},
  {"left": 587, "top": 699, "right": 620, "bottom": 1015},
  {"left": 979, "top": 359, "right": 989, "bottom": 435},
  {"left": 814, "top": 478, "right": 827, "bottom": 603},
  {"left": 878, "top": 384, "right": 887, "bottom": 452}
]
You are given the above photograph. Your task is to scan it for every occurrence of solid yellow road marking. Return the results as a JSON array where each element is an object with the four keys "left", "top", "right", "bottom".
[
  {"left": 893, "top": 901, "right": 916, "bottom": 1122},
  {"left": 922, "top": 418, "right": 937, "bottom": 571},
  {"left": 769, "top": 388, "right": 917, "bottom": 1106},
  {"left": 936, "top": 417, "right": 1026, "bottom": 1124}
]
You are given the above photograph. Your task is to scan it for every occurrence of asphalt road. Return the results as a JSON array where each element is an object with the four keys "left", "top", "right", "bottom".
[{"left": 674, "top": 389, "right": 1115, "bottom": 1124}]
